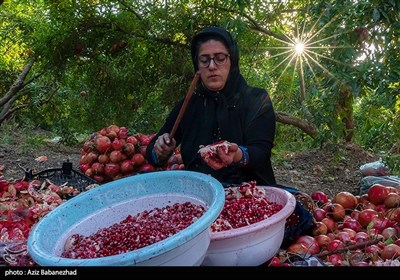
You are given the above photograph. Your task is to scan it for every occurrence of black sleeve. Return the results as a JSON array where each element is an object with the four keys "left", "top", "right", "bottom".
[
  {"left": 241, "top": 90, "right": 276, "bottom": 184},
  {"left": 245, "top": 101, "right": 275, "bottom": 168}
]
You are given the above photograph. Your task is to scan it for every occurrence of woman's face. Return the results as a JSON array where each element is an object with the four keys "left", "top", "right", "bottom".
[{"left": 197, "top": 40, "right": 231, "bottom": 92}]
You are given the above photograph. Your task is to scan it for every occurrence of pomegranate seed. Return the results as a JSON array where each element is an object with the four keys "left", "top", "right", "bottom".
[{"left": 62, "top": 202, "right": 206, "bottom": 259}]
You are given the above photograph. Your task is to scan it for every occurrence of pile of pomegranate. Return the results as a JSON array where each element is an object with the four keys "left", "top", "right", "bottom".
[
  {"left": 0, "top": 179, "right": 81, "bottom": 266},
  {"left": 79, "top": 124, "right": 184, "bottom": 183},
  {"left": 269, "top": 183, "right": 400, "bottom": 266}
]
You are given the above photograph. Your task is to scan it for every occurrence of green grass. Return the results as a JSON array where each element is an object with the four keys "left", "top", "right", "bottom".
[{"left": 19, "top": 134, "right": 47, "bottom": 154}]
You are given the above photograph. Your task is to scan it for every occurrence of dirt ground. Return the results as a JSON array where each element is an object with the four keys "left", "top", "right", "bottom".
[{"left": 0, "top": 130, "right": 381, "bottom": 198}]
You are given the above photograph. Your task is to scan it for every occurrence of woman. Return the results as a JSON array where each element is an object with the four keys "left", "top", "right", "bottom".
[{"left": 146, "top": 26, "right": 276, "bottom": 186}]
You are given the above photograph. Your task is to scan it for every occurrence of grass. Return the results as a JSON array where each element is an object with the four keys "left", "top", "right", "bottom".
[{"left": 0, "top": 122, "right": 52, "bottom": 154}]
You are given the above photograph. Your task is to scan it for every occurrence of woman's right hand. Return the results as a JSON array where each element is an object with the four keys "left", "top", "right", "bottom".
[{"left": 154, "top": 133, "right": 177, "bottom": 160}]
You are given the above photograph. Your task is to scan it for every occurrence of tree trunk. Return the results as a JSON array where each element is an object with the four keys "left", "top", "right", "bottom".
[
  {"left": 338, "top": 85, "right": 354, "bottom": 142},
  {"left": 0, "top": 59, "right": 35, "bottom": 125}
]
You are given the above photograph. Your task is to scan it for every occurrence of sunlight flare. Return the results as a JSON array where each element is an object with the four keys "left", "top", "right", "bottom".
[{"left": 261, "top": 8, "right": 354, "bottom": 94}]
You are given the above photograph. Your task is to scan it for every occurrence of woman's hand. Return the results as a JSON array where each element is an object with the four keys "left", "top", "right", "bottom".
[
  {"left": 154, "top": 133, "right": 176, "bottom": 161},
  {"left": 199, "top": 141, "right": 243, "bottom": 170}
]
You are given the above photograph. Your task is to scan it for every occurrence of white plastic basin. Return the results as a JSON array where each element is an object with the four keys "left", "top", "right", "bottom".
[
  {"left": 202, "top": 186, "right": 296, "bottom": 266},
  {"left": 27, "top": 171, "right": 225, "bottom": 266}
]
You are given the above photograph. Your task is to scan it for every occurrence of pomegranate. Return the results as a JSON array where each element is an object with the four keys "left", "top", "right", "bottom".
[
  {"left": 341, "top": 228, "right": 357, "bottom": 239},
  {"left": 296, "top": 235, "right": 320, "bottom": 254},
  {"left": 93, "top": 175, "right": 105, "bottom": 183},
  {"left": 381, "top": 227, "right": 398, "bottom": 240},
  {"left": 137, "top": 163, "right": 155, "bottom": 173},
  {"left": 132, "top": 153, "right": 145, "bottom": 166},
  {"left": 106, "top": 124, "right": 120, "bottom": 133},
  {"left": 91, "top": 162, "right": 104, "bottom": 175},
  {"left": 118, "top": 127, "right": 128, "bottom": 139},
  {"left": 335, "top": 231, "right": 352, "bottom": 243},
  {"left": 367, "top": 184, "right": 392, "bottom": 205},
  {"left": 371, "top": 216, "right": 394, "bottom": 233},
  {"left": 327, "top": 239, "right": 344, "bottom": 251},
  {"left": 312, "top": 222, "right": 328, "bottom": 236},
  {"left": 198, "top": 140, "right": 230, "bottom": 164},
  {"left": 380, "top": 244, "right": 400, "bottom": 260},
  {"left": 386, "top": 208, "right": 400, "bottom": 222},
  {"left": 384, "top": 193, "right": 400, "bottom": 208},
  {"left": 79, "top": 163, "right": 90, "bottom": 173},
  {"left": 104, "top": 163, "right": 120, "bottom": 178},
  {"left": 122, "top": 143, "right": 135, "bottom": 156},
  {"left": 268, "top": 256, "right": 282, "bottom": 266},
  {"left": 355, "top": 231, "right": 369, "bottom": 242},
  {"left": 109, "top": 150, "right": 123, "bottom": 163},
  {"left": 327, "top": 203, "right": 346, "bottom": 221},
  {"left": 85, "top": 168, "right": 93, "bottom": 178},
  {"left": 311, "top": 191, "right": 329, "bottom": 205},
  {"left": 313, "top": 208, "right": 327, "bottom": 221},
  {"left": 120, "top": 160, "right": 134, "bottom": 174},
  {"left": 321, "top": 217, "right": 336, "bottom": 232},
  {"left": 287, "top": 243, "right": 309, "bottom": 255},
  {"left": 126, "top": 135, "right": 138, "bottom": 145},
  {"left": 315, "top": 234, "right": 331, "bottom": 248},
  {"left": 136, "top": 133, "right": 152, "bottom": 145},
  {"left": 334, "top": 191, "right": 358, "bottom": 210},
  {"left": 326, "top": 254, "right": 343, "bottom": 266},
  {"left": 342, "top": 217, "right": 362, "bottom": 232},
  {"left": 94, "top": 135, "right": 112, "bottom": 153},
  {"left": 357, "top": 209, "right": 378, "bottom": 227},
  {"left": 98, "top": 154, "right": 110, "bottom": 164}
]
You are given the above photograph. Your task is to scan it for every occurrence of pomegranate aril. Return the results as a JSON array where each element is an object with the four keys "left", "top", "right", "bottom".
[
  {"left": 62, "top": 202, "right": 205, "bottom": 259},
  {"left": 211, "top": 182, "right": 284, "bottom": 232}
]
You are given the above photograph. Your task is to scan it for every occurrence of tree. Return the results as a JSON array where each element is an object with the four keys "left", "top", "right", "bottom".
[{"left": 0, "top": 0, "right": 399, "bottom": 154}]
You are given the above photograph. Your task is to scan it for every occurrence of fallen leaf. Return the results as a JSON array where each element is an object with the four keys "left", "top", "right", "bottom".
[{"left": 35, "top": 156, "right": 48, "bottom": 162}]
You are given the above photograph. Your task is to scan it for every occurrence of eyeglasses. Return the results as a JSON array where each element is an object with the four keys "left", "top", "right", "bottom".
[{"left": 198, "top": 53, "right": 230, "bottom": 68}]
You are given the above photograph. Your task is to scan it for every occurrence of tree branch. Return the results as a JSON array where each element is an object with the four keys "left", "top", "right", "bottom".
[
  {"left": 0, "top": 59, "right": 34, "bottom": 107},
  {"left": 117, "top": 0, "right": 143, "bottom": 21},
  {"left": 315, "top": 238, "right": 380, "bottom": 258},
  {"left": 242, "top": 14, "right": 291, "bottom": 43},
  {"left": 0, "top": 103, "right": 29, "bottom": 124},
  {"left": 276, "top": 111, "right": 318, "bottom": 138}
]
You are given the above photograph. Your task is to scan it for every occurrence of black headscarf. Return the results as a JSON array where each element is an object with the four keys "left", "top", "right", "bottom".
[{"left": 190, "top": 27, "right": 245, "bottom": 107}]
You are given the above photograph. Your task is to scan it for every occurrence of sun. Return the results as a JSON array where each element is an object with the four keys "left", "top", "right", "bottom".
[{"left": 294, "top": 40, "right": 305, "bottom": 56}]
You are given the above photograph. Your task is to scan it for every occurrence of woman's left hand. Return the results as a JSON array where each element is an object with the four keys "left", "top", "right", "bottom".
[{"left": 200, "top": 141, "right": 243, "bottom": 170}]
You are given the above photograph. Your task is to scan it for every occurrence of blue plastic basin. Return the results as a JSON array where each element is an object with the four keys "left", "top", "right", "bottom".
[{"left": 27, "top": 171, "right": 225, "bottom": 266}]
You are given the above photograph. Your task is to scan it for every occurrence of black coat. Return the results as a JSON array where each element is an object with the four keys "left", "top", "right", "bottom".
[{"left": 146, "top": 27, "right": 276, "bottom": 186}]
